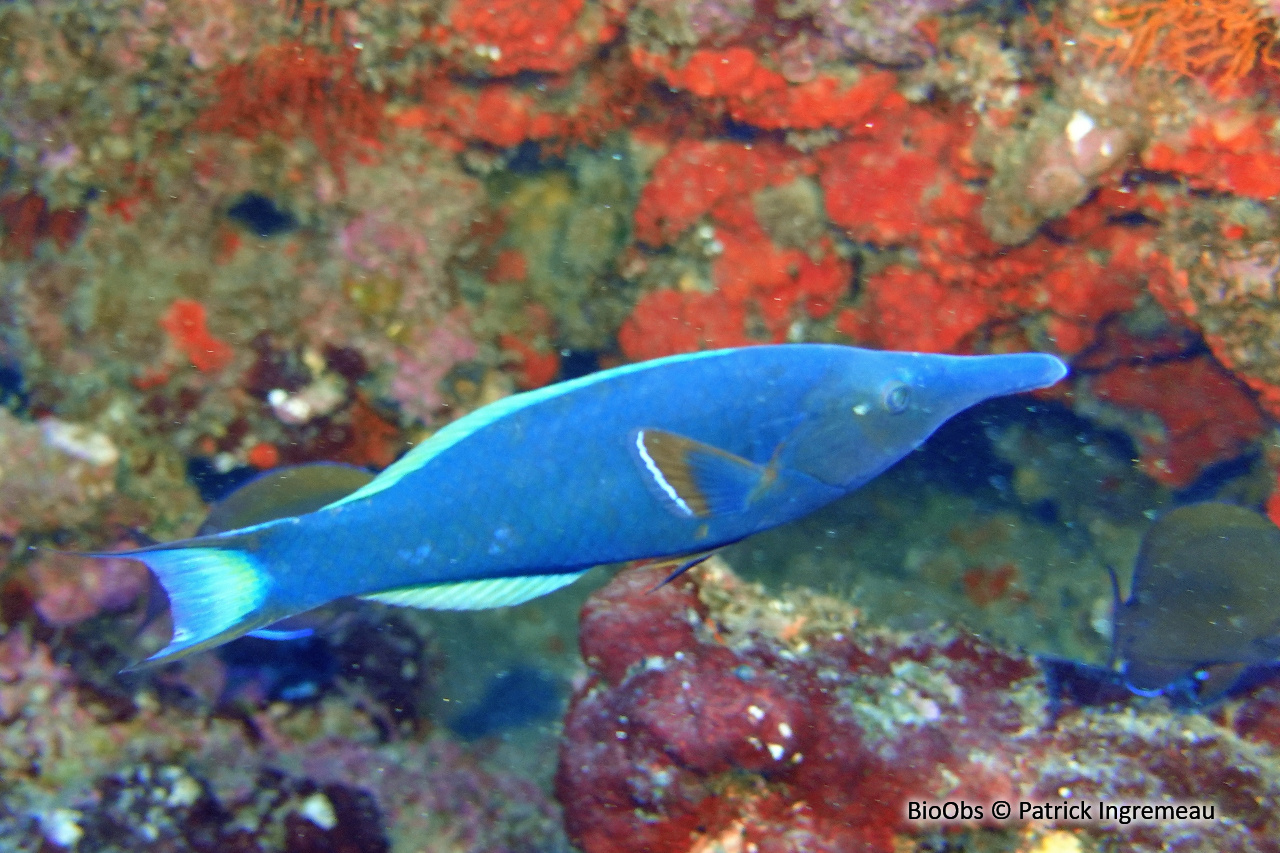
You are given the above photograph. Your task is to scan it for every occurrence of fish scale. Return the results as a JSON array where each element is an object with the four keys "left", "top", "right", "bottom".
[{"left": 88, "top": 343, "right": 1067, "bottom": 667}]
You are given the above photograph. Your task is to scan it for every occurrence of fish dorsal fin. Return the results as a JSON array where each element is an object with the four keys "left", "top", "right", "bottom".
[
  {"left": 360, "top": 572, "right": 587, "bottom": 611},
  {"left": 631, "top": 429, "right": 770, "bottom": 519},
  {"left": 327, "top": 349, "right": 733, "bottom": 511}
]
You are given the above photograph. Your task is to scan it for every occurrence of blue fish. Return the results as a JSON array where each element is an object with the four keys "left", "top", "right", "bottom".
[{"left": 96, "top": 344, "right": 1066, "bottom": 665}]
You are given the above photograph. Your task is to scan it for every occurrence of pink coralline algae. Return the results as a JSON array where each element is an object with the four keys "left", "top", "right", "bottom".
[
  {"left": 388, "top": 312, "right": 480, "bottom": 425},
  {"left": 0, "top": 621, "right": 567, "bottom": 853},
  {"left": 557, "top": 561, "right": 1280, "bottom": 853},
  {"left": 812, "top": 0, "right": 978, "bottom": 66},
  {"left": 0, "top": 410, "right": 118, "bottom": 539},
  {"left": 25, "top": 551, "right": 148, "bottom": 628}
]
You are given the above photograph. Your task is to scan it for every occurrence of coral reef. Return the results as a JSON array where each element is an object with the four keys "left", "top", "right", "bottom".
[
  {"left": 558, "top": 560, "right": 1280, "bottom": 853},
  {"left": 1104, "top": 0, "right": 1280, "bottom": 89},
  {"left": 3, "top": 0, "right": 1278, "bottom": 495},
  {"left": 6, "top": 0, "right": 1280, "bottom": 849},
  {"left": 0, "top": 620, "right": 570, "bottom": 853}
]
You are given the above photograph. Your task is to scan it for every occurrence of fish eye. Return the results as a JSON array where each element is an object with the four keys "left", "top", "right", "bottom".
[{"left": 881, "top": 381, "right": 911, "bottom": 414}]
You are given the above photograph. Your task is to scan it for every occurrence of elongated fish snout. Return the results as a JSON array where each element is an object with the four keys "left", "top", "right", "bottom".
[
  {"left": 995, "top": 352, "right": 1069, "bottom": 394},
  {"left": 941, "top": 352, "right": 1068, "bottom": 408}
]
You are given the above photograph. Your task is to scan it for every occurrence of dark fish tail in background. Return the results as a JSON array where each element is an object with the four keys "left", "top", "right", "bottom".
[{"left": 1113, "top": 502, "right": 1280, "bottom": 701}]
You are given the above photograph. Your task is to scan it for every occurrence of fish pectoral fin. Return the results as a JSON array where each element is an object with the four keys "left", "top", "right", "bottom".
[
  {"left": 1192, "top": 662, "right": 1247, "bottom": 702},
  {"left": 631, "top": 428, "right": 772, "bottom": 519},
  {"left": 360, "top": 571, "right": 587, "bottom": 611},
  {"left": 647, "top": 551, "right": 717, "bottom": 590}
]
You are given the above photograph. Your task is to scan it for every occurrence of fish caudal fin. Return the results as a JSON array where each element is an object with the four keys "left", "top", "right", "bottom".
[{"left": 114, "top": 538, "right": 276, "bottom": 668}]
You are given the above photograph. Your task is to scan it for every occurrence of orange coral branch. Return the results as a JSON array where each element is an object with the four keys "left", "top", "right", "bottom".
[
  {"left": 1104, "top": 0, "right": 1280, "bottom": 89},
  {"left": 196, "top": 41, "right": 385, "bottom": 180}
]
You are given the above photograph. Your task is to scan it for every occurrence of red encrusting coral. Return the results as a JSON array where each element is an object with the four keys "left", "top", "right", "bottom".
[
  {"left": 631, "top": 47, "right": 897, "bottom": 131},
  {"left": 160, "top": 298, "right": 235, "bottom": 373},
  {"left": 332, "top": 395, "right": 404, "bottom": 470},
  {"left": 0, "top": 192, "right": 87, "bottom": 260},
  {"left": 710, "top": 221, "right": 849, "bottom": 335},
  {"left": 618, "top": 289, "right": 753, "bottom": 362},
  {"left": 398, "top": 61, "right": 643, "bottom": 151},
  {"left": 834, "top": 186, "right": 1152, "bottom": 356},
  {"left": 435, "top": 0, "right": 619, "bottom": 77},
  {"left": 1143, "top": 111, "right": 1280, "bottom": 199},
  {"left": 196, "top": 41, "right": 385, "bottom": 181},
  {"left": 818, "top": 96, "right": 983, "bottom": 246},
  {"left": 633, "top": 140, "right": 812, "bottom": 247},
  {"left": 245, "top": 440, "right": 280, "bottom": 469},
  {"left": 500, "top": 333, "right": 561, "bottom": 389},
  {"left": 626, "top": 139, "right": 853, "bottom": 355},
  {"left": 558, "top": 562, "right": 1280, "bottom": 853},
  {"left": 842, "top": 264, "right": 995, "bottom": 353},
  {"left": 1090, "top": 351, "right": 1268, "bottom": 487}
]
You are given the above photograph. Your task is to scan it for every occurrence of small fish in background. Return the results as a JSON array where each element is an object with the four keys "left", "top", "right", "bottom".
[
  {"left": 84, "top": 344, "right": 1067, "bottom": 666},
  {"left": 197, "top": 462, "right": 375, "bottom": 538},
  {"left": 215, "top": 634, "right": 338, "bottom": 705},
  {"left": 1112, "top": 502, "right": 1280, "bottom": 703},
  {"left": 448, "top": 665, "right": 564, "bottom": 741}
]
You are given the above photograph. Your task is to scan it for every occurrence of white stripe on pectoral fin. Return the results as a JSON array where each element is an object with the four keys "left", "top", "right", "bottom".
[
  {"left": 630, "top": 428, "right": 773, "bottom": 519},
  {"left": 360, "top": 571, "right": 587, "bottom": 610}
]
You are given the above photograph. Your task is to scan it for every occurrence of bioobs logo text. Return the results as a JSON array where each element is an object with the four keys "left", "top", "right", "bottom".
[
  {"left": 906, "top": 801, "right": 985, "bottom": 822},
  {"left": 905, "top": 798, "right": 1217, "bottom": 825}
]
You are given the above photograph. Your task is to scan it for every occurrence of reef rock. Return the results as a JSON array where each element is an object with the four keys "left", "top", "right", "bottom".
[{"left": 556, "top": 559, "right": 1280, "bottom": 853}]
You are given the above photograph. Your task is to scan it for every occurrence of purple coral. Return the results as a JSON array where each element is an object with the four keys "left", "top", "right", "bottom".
[
  {"left": 814, "top": 0, "right": 978, "bottom": 66},
  {"left": 284, "top": 736, "right": 566, "bottom": 853}
]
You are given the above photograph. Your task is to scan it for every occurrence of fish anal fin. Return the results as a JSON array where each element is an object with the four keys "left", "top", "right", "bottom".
[
  {"left": 632, "top": 429, "right": 770, "bottom": 519},
  {"left": 1122, "top": 660, "right": 1194, "bottom": 696},
  {"left": 361, "top": 572, "right": 586, "bottom": 611},
  {"left": 247, "top": 627, "right": 315, "bottom": 641}
]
